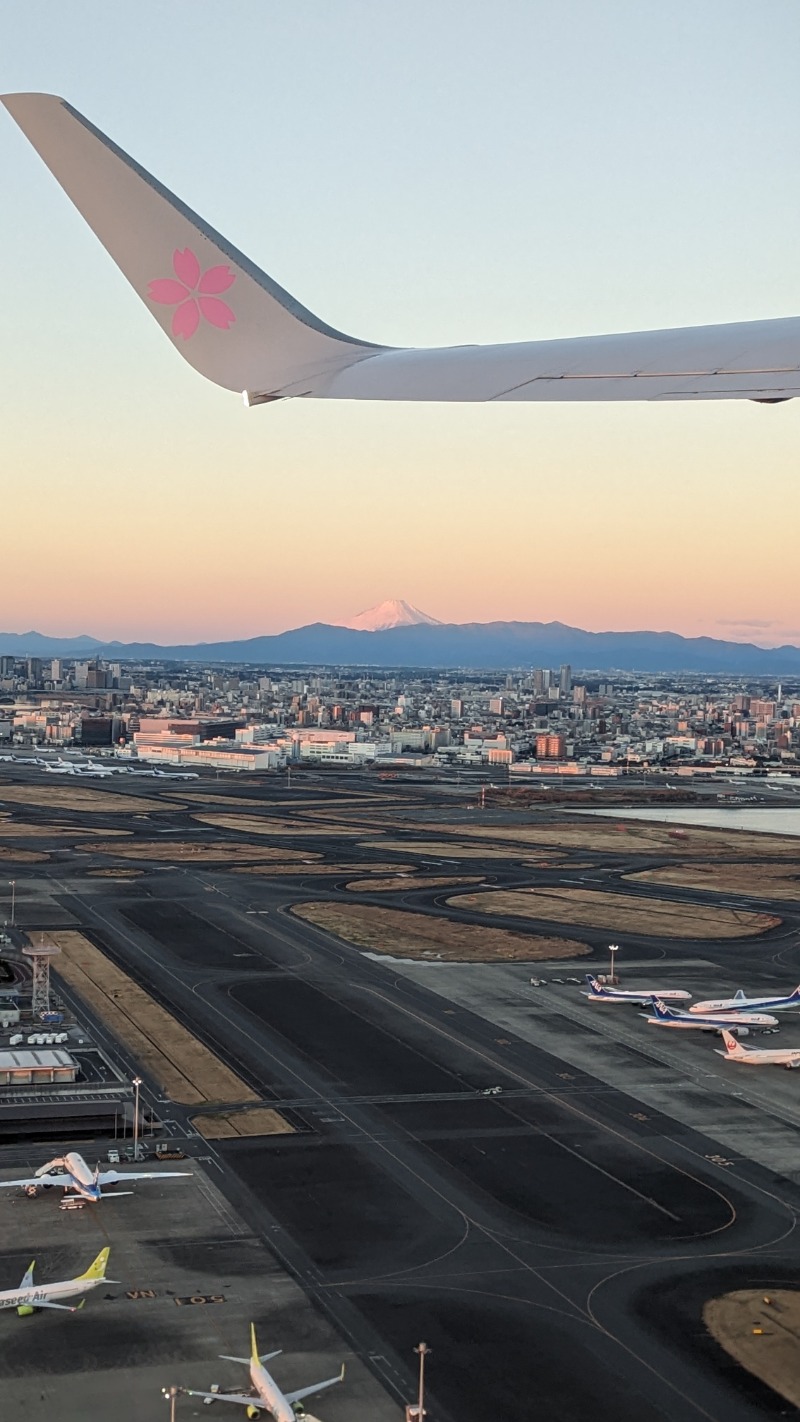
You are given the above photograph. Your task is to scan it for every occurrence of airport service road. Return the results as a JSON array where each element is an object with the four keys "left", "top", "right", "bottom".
[{"left": 30, "top": 865, "right": 800, "bottom": 1422}]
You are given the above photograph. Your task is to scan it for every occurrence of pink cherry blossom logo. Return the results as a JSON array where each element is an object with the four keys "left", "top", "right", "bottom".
[{"left": 147, "top": 248, "right": 236, "bottom": 340}]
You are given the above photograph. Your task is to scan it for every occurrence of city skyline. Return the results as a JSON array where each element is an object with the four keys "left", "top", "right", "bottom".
[{"left": 2, "top": 3, "right": 799, "bottom": 644}]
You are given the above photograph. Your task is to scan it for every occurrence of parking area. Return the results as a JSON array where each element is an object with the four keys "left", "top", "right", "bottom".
[{"left": 0, "top": 1158, "right": 400, "bottom": 1422}]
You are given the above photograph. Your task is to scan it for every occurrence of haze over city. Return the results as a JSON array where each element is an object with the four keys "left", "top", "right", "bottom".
[{"left": 2, "top": 2, "right": 799, "bottom": 649}]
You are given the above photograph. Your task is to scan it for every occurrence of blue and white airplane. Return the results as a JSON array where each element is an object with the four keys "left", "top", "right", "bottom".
[
  {"left": 691, "top": 986, "right": 800, "bottom": 1015},
  {"left": 0, "top": 1150, "right": 191, "bottom": 1203},
  {"left": 582, "top": 975, "right": 691, "bottom": 1006},
  {"left": 643, "top": 999, "right": 779, "bottom": 1032}
]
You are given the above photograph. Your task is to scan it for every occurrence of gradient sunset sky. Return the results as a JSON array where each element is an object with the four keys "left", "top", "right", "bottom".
[{"left": 2, "top": 2, "right": 799, "bottom": 646}]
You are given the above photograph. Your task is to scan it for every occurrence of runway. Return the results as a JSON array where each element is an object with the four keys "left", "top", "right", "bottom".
[{"left": 4, "top": 770, "right": 800, "bottom": 1419}]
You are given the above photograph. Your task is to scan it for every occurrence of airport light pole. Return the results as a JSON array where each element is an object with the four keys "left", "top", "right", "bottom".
[
  {"left": 608, "top": 943, "right": 619, "bottom": 985},
  {"left": 162, "top": 1386, "right": 179, "bottom": 1422},
  {"left": 9, "top": 880, "right": 15, "bottom": 927},
  {"left": 410, "top": 1341, "right": 429, "bottom": 1421},
  {"left": 132, "top": 1076, "right": 142, "bottom": 1159}
]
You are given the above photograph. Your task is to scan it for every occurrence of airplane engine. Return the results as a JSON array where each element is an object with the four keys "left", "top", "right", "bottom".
[{"left": 246, "top": 1408, "right": 260, "bottom": 1419}]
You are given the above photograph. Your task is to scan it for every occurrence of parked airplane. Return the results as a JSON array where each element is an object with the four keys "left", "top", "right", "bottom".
[
  {"left": 0, "top": 1246, "right": 113, "bottom": 1315},
  {"left": 582, "top": 975, "right": 691, "bottom": 1005},
  {"left": 0, "top": 1150, "right": 192, "bottom": 1202},
  {"left": 643, "top": 1000, "right": 779, "bottom": 1031},
  {"left": 691, "top": 986, "right": 800, "bottom": 1015},
  {"left": 178, "top": 1323, "right": 344, "bottom": 1421},
  {"left": 716, "top": 1029, "right": 800, "bottom": 1069},
  {"left": 3, "top": 93, "right": 800, "bottom": 409}
]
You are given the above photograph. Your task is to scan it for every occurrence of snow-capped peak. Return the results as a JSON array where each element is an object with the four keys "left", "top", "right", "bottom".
[{"left": 343, "top": 599, "right": 442, "bottom": 632}]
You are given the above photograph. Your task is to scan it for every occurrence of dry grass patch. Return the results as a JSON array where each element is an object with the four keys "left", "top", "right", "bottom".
[
  {"left": 628, "top": 862, "right": 800, "bottom": 902},
  {"left": 87, "top": 867, "right": 144, "bottom": 878},
  {"left": 193, "top": 812, "right": 373, "bottom": 837},
  {"left": 0, "top": 785, "right": 182, "bottom": 813},
  {"left": 346, "top": 875, "right": 484, "bottom": 893},
  {"left": 360, "top": 839, "right": 556, "bottom": 862},
  {"left": 291, "top": 901, "right": 587, "bottom": 962},
  {"left": 50, "top": 930, "right": 262, "bottom": 1109},
  {"left": 0, "top": 821, "right": 120, "bottom": 839},
  {"left": 0, "top": 846, "right": 48, "bottom": 862},
  {"left": 192, "top": 1107, "right": 294, "bottom": 1139},
  {"left": 447, "top": 888, "right": 778, "bottom": 939},
  {"left": 378, "top": 819, "right": 800, "bottom": 858},
  {"left": 83, "top": 839, "right": 320, "bottom": 864},
  {"left": 704, "top": 1291, "right": 800, "bottom": 1409}
]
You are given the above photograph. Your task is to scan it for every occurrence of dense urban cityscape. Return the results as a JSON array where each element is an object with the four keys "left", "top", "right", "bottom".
[{"left": 2, "top": 653, "right": 799, "bottom": 779}]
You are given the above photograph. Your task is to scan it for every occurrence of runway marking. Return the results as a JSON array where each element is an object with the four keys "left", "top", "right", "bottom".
[{"left": 358, "top": 984, "right": 736, "bottom": 1238}]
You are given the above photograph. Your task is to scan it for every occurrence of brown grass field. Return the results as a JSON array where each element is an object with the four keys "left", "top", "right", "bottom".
[
  {"left": 83, "top": 839, "right": 322, "bottom": 864},
  {"left": 0, "top": 785, "right": 182, "bottom": 813},
  {"left": 191, "top": 1107, "right": 293, "bottom": 1139},
  {"left": 346, "top": 875, "right": 484, "bottom": 893},
  {"left": 627, "top": 862, "right": 800, "bottom": 902},
  {"left": 372, "top": 818, "right": 800, "bottom": 858},
  {"left": 704, "top": 1291, "right": 800, "bottom": 1409},
  {"left": 0, "top": 846, "right": 48, "bottom": 862},
  {"left": 447, "top": 887, "right": 779, "bottom": 939},
  {"left": 291, "top": 901, "right": 588, "bottom": 961},
  {"left": 86, "top": 867, "right": 144, "bottom": 878},
  {"left": 50, "top": 930, "right": 265, "bottom": 1110},
  {"left": 0, "top": 821, "right": 125, "bottom": 838}
]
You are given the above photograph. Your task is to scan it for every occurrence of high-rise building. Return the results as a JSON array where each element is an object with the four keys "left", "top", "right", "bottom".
[
  {"left": 559, "top": 664, "right": 572, "bottom": 696},
  {"left": 489, "top": 696, "right": 505, "bottom": 716},
  {"left": 50, "top": 658, "right": 62, "bottom": 682}
]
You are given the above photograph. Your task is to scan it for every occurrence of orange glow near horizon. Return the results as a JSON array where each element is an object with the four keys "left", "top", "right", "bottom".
[{"left": 4, "top": 385, "right": 800, "bottom": 647}]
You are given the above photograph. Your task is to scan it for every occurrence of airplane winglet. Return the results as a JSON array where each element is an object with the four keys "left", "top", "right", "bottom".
[{"left": 0, "top": 93, "right": 384, "bottom": 401}]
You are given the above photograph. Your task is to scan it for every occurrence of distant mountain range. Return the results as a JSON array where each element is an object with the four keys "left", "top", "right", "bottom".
[{"left": 2, "top": 620, "right": 800, "bottom": 674}]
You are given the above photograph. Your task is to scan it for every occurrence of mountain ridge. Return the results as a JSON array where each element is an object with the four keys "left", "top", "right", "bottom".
[{"left": 1, "top": 619, "right": 799, "bottom": 673}]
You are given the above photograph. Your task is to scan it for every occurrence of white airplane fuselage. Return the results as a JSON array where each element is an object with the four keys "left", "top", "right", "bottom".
[
  {"left": 0, "top": 1274, "right": 103, "bottom": 1311},
  {"left": 645, "top": 1007, "right": 778, "bottom": 1030},
  {"left": 692, "top": 990, "right": 800, "bottom": 1014},
  {"left": 40, "top": 1151, "right": 102, "bottom": 1201},
  {"left": 248, "top": 1359, "right": 296, "bottom": 1422}
]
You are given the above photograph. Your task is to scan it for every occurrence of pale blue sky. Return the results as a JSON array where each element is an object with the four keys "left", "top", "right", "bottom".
[{"left": 2, "top": 3, "right": 799, "bottom": 642}]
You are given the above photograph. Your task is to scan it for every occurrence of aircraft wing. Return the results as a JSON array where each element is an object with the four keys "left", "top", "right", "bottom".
[
  {"left": 285, "top": 1367, "right": 345, "bottom": 1406},
  {"left": 0, "top": 1174, "right": 66, "bottom": 1189},
  {"left": 2, "top": 92, "right": 799, "bottom": 408},
  {"left": 182, "top": 1390, "right": 257, "bottom": 1408},
  {"left": 98, "top": 1170, "right": 192, "bottom": 1186},
  {"left": 27, "top": 1300, "right": 78, "bottom": 1312}
]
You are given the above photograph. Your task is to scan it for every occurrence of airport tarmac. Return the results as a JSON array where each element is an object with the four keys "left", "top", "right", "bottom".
[
  {"left": 4, "top": 768, "right": 800, "bottom": 1420},
  {"left": 0, "top": 1157, "right": 398, "bottom": 1422}
]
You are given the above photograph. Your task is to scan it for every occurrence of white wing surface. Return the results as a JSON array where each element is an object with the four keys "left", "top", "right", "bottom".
[
  {"left": 285, "top": 1368, "right": 346, "bottom": 1406},
  {"left": 182, "top": 1390, "right": 257, "bottom": 1409},
  {"left": 98, "top": 1169, "right": 192, "bottom": 1185},
  {"left": 0, "top": 1174, "right": 66, "bottom": 1189},
  {"left": 2, "top": 92, "right": 799, "bottom": 407}
]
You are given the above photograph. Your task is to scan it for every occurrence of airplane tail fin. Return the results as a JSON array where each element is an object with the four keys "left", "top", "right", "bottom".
[
  {"left": 74, "top": 1246, "right": 110, "bottom": 1282},
  {"left": 19, "top": 1260, "right": 35, "bottom": 1289},
  {"left": 721, "top": 1029, "right": 745, "bottom": 1054},
  {"left": 0, "top": 93, "right": 384, "bottom": 402},
  {"left": 585, "top": 975, "right": 602, "bottom": 993}
]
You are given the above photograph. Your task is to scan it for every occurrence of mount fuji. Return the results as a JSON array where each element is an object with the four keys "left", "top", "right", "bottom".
[{"left": 342, "top": 599, "right": 442, "bottom": 632}]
